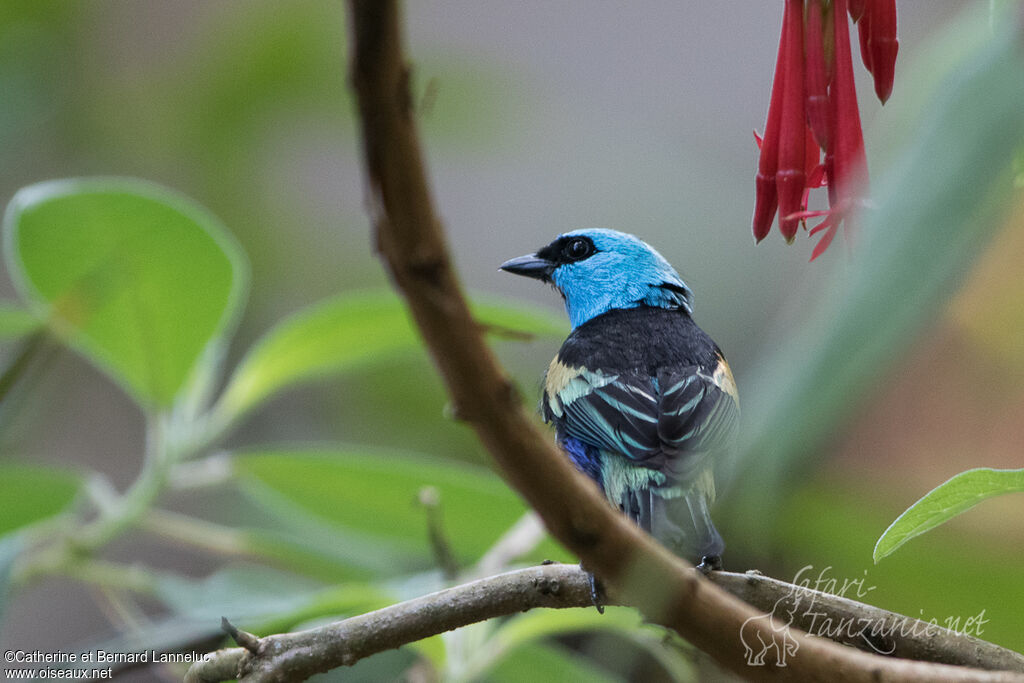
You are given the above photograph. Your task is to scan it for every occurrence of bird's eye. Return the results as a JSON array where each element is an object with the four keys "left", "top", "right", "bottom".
[{"left": 563, "top": 238, "right": 593, "bottom": 261}]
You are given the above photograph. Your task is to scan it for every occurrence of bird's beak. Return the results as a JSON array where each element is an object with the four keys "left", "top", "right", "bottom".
[{"left": 499, "top": 253, "right": 555, "bottom": 280}]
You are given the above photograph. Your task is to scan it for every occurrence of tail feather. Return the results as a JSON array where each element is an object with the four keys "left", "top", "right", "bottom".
[
  {"left": 649, "top": 489, "right": 724, "bottom": 562},
  {"left": 626, "top": 470, "right": 723, "bottom": 563},
  {"left": 614, "top": 468, "right": 724, "bottom": 564}
]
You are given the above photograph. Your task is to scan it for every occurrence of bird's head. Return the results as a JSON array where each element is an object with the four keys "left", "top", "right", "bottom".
[{"left": 500, "top": 228, "right": 692, "bottom": 329}]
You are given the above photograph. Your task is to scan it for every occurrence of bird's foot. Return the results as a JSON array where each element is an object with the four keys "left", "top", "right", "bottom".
[
  {"left": 581, "top": 565, "right": 606, "bottom": 614},
  {"left": 695, "top": 555, "right": 723, "bottom": 575}
]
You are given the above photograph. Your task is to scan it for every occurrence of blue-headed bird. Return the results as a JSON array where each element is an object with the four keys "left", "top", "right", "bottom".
[{"left": 500, "top": 229, "right": 739, "bottom": 574}]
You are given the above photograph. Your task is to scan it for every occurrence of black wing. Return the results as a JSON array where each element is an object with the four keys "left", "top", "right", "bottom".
[{"left": 543, "top": 357, "right": 739, "bottom": 480}]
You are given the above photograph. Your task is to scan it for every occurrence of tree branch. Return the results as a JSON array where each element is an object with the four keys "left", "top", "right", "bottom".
[
  {"left": 190, "top": 3, "right": 1024, "bottom": 681},
  {"left": 185, "top": 564, "right": 597, "bottom": 683},
  {"left": 185, "top": 565, "right": 1024, "bottom": 682}
]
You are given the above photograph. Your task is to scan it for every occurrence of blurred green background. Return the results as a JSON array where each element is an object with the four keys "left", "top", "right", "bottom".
[{"left": 0, "top": 1, "right": 1022, "bottom": 681}]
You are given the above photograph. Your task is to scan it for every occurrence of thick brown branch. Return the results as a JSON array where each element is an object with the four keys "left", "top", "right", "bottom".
[
  {"left": 185, "top": 566, "right": 1024, "bottom": 682},
  {"left": 338, "top": 2, "right": 1024, "bottom": 681}
]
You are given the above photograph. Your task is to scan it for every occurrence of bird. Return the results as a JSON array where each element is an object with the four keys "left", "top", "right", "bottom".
[{"left": 500, "top": 228, "right": 739, "bottom": 575}]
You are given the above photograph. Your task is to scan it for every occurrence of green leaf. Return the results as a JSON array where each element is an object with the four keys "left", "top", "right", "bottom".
[
  {"left": 472, "top": 295, "right": 565, "bottom": 339},
  {"left": 233, "top": 449, "right": 546, "bottom": 565},
  {"left": 493, "top": 606, "right": 646, "bottom": 651},
  {"left": 479, "top": 608, "right": 694, "bottom": 682},
  {"left": 154, "top": 564, "right": 322, "bottom": 621},
  {"left": 0, "top": 463, "right": 78, "bottom": 619},
  {"left": 247, "top": 507, "right": 427, "bottom": 578},
  {"left": 214, "top": 291, "right": 563, "bottom": 425},
  {"left": 154, "top": 563, "right": 385, "bottom": 621},
  {"left": 237, "top": 526, "right": 382, "bottom": 582},
  {"left": 0, "top": 461, "right": 80, "bottom": 536},
  {"left": 874, "top": 468, "right": 1024, "bottom": 563},
  {"left": 3, "top": 178, "right": 248, "bottom": 407},
  {"left": 500, "top": 608, "right": 693, "bottom": 678},
  {"left": 489, "top": 642, "right": 622, "bottom": 683},
  {"left": 0, "top": 303, "right": 39, "bottom": 341},
  {"left": 215, "top": 292, "right": 419, "bottom": 424},
  {"left": 153, "top": 564, "right": 390, "bottom": 641}
]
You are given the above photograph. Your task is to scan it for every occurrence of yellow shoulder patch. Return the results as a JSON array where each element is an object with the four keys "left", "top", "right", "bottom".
[
  {"left": 543, "top": 356, "right": 586, "bottom": 419},
  {"left": 544, "top": 356, "right": 581, "bottom": 397},
  {"left": 712, "top": 354, "right": 739, "bottom": 404}
]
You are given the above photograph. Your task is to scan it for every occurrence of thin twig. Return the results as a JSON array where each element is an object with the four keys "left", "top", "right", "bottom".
[
  {"left": 167, "top": 452, "right": 234, "bottom": 491},
  {"left": 222, "top": 617, "right": 261, "bottom": 654},
  {"left": 140, "top": 508, "right": 252, "bottom": 556},
  {"left": 185, "top": 565, "right": 1024, "bottom": 682},
  {"left": 418, "top": 486, "right": 460, "bottom": 580},
  {"left": 471, "top": 511, "right": 547, "bottom": 579},
  {"left": 188, "top": 564, "right": 604, "bottom": 682}
]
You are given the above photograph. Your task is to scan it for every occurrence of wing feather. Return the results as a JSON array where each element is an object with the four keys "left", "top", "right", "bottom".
[{"left": 543, "top": 360, "right": 739, "bottom": 478}]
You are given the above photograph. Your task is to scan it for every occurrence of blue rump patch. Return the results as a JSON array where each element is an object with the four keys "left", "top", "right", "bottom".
[{"left": 560, "top": 436, "right": 603, "bottom": 488}]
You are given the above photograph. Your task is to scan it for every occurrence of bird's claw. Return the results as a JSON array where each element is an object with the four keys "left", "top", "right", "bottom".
[
  {"left": 695, "top": 555, "right": 723, "bottom": 575},
  {"left": 586, "top": 570, "right": 606, "bottom": 614}
]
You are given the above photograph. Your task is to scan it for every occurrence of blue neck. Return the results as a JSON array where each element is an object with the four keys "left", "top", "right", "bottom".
[{"left": 560, "top": 282, "right": 690, "bottom": 329}]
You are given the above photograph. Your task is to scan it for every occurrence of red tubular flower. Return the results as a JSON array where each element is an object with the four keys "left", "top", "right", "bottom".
[
  {"left": 751, "top": 0, "right": 897, "bottom": 259},
  {"left": 752, "top": 7, "right": 790, "bottom": 243},
  {"left": 829, "top": 0, "right": 867, "bottom": 204},
  {"left": 853, "top": 0, "right": 898, "bottom": 103},
  {"left": 801, "top": 125, "right": 824, "bottom": 216},
  {"left": 804, "top": 0, "right": 831, "bottom": 150},
  {"left": 777, "top": 0, "right": 807, "bottom": 242},
  {"left": 857, "top": 4, "right": 874, "bottom": 73},
  {"left": 809, "top": 0, "right": 868, "bottom": 260},
  {"left": 868, "top": 0, "right": 899, "bottom": 103}
]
